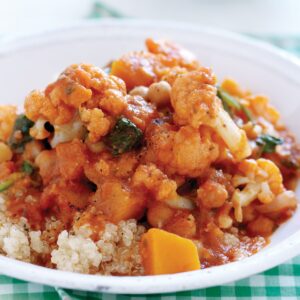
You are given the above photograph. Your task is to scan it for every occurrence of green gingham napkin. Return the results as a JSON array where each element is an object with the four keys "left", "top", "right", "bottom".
[
  {"left": 1, "top": 256, "right": 300, "bottom": 299},
  {"left": 1, "top": 2, "right": 300, "bottom": 299}
]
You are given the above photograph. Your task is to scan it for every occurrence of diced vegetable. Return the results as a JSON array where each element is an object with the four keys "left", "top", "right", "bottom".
[
  {"left": 0, "top": 178, "right": 14, "bottom": 192},
  {"left": 0, "top": 173, "right": 23, "bottom": 193},
  {"left": 0, "top": 161, "right": 37, "bottom": 192},
  {"left": 217, "top": 87, "right": 253, "bottom": 121},
  {"left": 256, "top": 134, "right": 283, "bottom": 154},
  {"left": 140, "top": 228, "right": 200, "bottom": 275},
  {"left": 106, "top": 117, "right": 143, "bottom": 156},
  {"left": 96, "top": 180, "right": 146, "bottom": 223},
  {"left": 21, "top": 161, "right": 34, "bottom": 175},
  {"left": 8, "top": 114, "right": 34, "bottom": 153}
]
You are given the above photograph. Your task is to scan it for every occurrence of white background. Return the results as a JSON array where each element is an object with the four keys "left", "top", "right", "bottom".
[{"left": 0, "top": 0, "right": 300, "bottom": 37}]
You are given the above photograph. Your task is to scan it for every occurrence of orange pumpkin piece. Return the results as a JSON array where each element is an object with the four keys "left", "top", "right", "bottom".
[
  {"left": 56, "top": 139, "right": 87, "bottom": 181},
  {"left": 111, "top": 52, "right": 158, "bottom": 90},
  {"left": 95, "top": 180, "right": 146, "bottom": 223},
  {"left": 140, "top": 228, "right": 200, "bottom": 275}
]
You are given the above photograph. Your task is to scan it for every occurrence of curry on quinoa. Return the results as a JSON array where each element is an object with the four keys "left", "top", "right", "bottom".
[{"left": 0, "top": 38, "right": 299, "bottom": 275}]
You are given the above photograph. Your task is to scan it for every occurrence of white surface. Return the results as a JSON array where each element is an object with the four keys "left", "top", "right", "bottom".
[
  {"left": 0, "top": 20, "right": 300, "bottom": 294},
  {"left": 102, "top": 0, "right": 300, "bottom": 34},
  {"left": 0, "top": 0, "right": 92, "bottom": 37},
  {"left": 1, "top": 0, "right": 300, "bottom": 36}
]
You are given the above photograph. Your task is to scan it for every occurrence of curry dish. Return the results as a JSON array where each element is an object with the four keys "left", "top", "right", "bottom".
[{"left": 0, "top": 39, "right": 299, "bottom": 275}]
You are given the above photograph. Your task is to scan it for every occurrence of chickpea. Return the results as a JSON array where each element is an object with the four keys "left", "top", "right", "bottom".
[
  {"left": 147, "top": 202, "right": 174, "bottom": 228},
  {"left": 0, "top": 142, "right": 12, "bottom": 163},
  {"left": 164, "top": 212, "right": 197, "bottom": 238},
  {"left": 218, "top": 214, "right": 233, "bottom": 229},
  {"left": 242, "top": 205, "right": 257, "bottom": 223},
  {"left": 147, "top": 81, "right": 171, "bottom": 107},
  {"left": 247, "top": 216, "right": 274, "bottom": 237},
  {"left": 197, "top": 180, "right": 228, "bottom": 208},
  {"left": 23, "top": 140, "right": 45, "bottom": 161},
  {"left": 217, "top": 203, "right": 233, "bottom": 229},
  {"left": 129, "top": 86, "right": 149, "bottom": 99},
  {"left": 85, "top": 139, "right": 106, "bottom": 154}
]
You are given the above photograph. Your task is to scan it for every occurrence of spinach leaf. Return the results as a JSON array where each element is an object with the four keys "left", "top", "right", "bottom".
[
  {"left": 106, "top": 117, "right": 143, "bottom": 156},
  {"left": 256, "top": 134, "right": 283, "bottom": 153},
  {"left": 21, "top": 161, "right": 34, "bottom": 175},
  {"left": 8, "top": 114, "right": 34, "bottom": 153}
]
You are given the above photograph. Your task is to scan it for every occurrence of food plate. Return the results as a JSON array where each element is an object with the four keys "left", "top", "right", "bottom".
[{"left": 0, "top": 19, "right": 300, "bottom": 294}]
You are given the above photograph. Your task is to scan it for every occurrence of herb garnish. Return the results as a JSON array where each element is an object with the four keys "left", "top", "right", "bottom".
[
  {"left": 106, "top": 117, "right": 143, "bottom": 156},
  {"left": 256, "top": 134, "right": 283, "bottom": 154},
  {"left": 217, "top": 87, "right": 253, "bottom": 122},
  {"left": 8, "top": 114, "right": 34, "bottom": 153}
]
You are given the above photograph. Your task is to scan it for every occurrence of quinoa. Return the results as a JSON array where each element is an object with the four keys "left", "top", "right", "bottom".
[
  {"left": 51, "top": 230, "right": 102, "bottom": 273},
  {"left": 96, "top": 220, "right": 145, "bottom": 275},
  {"left": 50, "top": 219, "right": 145, "bottom": 275},
  {"left": 0, "top": 197, "right": 31, "bottom": 261},
  {"left": 0, "top": 194, "right": 145, "bottom": 275},
  {"left": 29, "top": 231, "right": 48, "bottom": 254}
]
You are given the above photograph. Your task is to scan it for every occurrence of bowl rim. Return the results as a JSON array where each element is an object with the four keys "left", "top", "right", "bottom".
[{"left": 0, "top": 19, "right": 300, "bottom": 294}]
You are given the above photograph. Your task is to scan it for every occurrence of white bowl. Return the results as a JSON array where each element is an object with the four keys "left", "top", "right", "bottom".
[{"left": 0, "top": 20, "right": 300, "bottom": 294}]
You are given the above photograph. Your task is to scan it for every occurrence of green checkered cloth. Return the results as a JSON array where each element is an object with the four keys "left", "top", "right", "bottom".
[
  {"left": 1, "top": 256, "right": 300, "bottom": 299},
  {"left": 1, "top": 2, "right": 300, "bottom": 299}
]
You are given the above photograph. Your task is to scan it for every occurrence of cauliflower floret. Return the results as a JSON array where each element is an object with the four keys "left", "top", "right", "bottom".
[
  {"left": 256, "top": 190, "right": 297, "bottom": 216},
  {"left": 171, "top": 71, "right": 251, "bottom": 160},
  {"left": 50, "top": 116, "right": 86, "bottom": 148},
  {"left": 25, "top": 64, "right": 127, "bottom": 126},
  {"left": 0, "top": 105, "right": 17, "bottom": 141},
  {"left": 171, "top": 126, "right": 219, "bottom": 176},
  {"left": 132, "top": 163, "right": 178, "bottom": 202},
  {"left": 80, "top": 108, "right": 111, "bottom": 143},
  {"left": 25, "top": 89, "right": 77, "bottom": 125},
  {"left": 98, "top": 88, "right": 127, "bottom": 116},
  {"left": 232, "top": 158, "right": 285, "bottom": 222},
  {"left": 29, "top": 118, "right": 50, "bottom": 140},
  {"left": 170, "top": 69, "right": 218, "bottom": 127},
  {"left": 132, "top": 163, "right": 195, "bottom": 210},
  {"left": 146, "top": 121, "right": 219, "bottom": 177},
  {"left": 63, "top": 64, "right": 127, "bottom": 115},
  {"left": 161, "top": 66, "right": 188, "bottom": 86}
]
